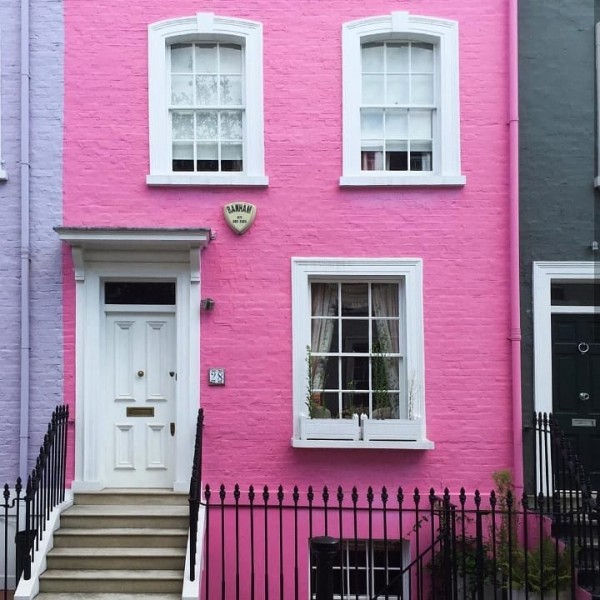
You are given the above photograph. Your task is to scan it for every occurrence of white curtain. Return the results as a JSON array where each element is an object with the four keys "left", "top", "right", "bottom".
[
  {"left": 311, "top": 284, "right": 337, "bottom": 389},
  {"left": 372, "top": 284, "right": 400, "bottom": 394}
]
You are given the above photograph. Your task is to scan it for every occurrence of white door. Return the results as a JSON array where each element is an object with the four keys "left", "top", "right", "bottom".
[{"left": 104, "top": 311, "right": 176, "bottom": 488}]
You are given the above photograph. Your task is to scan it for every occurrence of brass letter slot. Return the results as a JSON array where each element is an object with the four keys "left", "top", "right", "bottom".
[{"left": 126, "top": 407, "right": 155, "bottom": 417}]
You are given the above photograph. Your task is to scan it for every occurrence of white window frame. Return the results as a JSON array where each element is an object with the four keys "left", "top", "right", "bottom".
[
  {"left": 291, "top": 258, "right": 433, "bottom": 449},
  {"left": 340, "top": 12, "right": 464, "bottom": 187},
  {"left": 147, "top": 13, "right": 268, "bottom": 187}
]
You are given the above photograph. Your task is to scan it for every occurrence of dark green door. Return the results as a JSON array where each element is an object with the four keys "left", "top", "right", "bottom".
[{"left": 552, "top": 314, "right": 600, "bottom": 489}]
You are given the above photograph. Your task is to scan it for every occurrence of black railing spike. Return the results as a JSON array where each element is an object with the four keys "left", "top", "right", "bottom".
[
  {"left": 507, "top": 489, "right": 514, "bottom": 508},
  {"left": 381, "top": 486, "right": 388, "bottom": 505},
  {"left": 521, "top": 492, "right": 529, "bottom": 510},
  {"left": 204, "top": 484, "right": 211, "bottom": 502},
  {"left": 397, "top": 486, "right": 404, "bottom": 505},
  {"left": 248, "top": 485, "right": 255, "bottom": 503},
  {"left": 292, "top": 486, "right": 299, "bottom": 504},
  {"left": 459, "top": 487, "right": 466, "bottom": 506},
  {"left": 490, "top": 489, "right": 496, "bottom": 508},
  {"left": 3, "top": 484, "right": 9, "bottom": 502},
  {"left": 219, "top": 484, "right": 226, "bottom": 501},
  {"left": 263, "top": 485, "right": 269, "bottom": 503},
  {"left": 234, "top": 484, "right": 240, "bottom": 501},
  {"left": 413, "top": 487, "right": 420, "bottom": 505},
  {"left": 322, "top": 486, "right": 329, "bottom": 504},
  {"left": 367, "top": 486, "right": 374, "bottom": 505},
  {"left": 337, "top": 486, "right": 343, "bottom": 504},
  {"left": 443, "top": 487, "right": 450, "bottom": 508},
  {"left": 278, "top": 485, "right": 284, "bottom": 504},
  {"left": 307, "top": 486, "right": 314, "bottom": 504},
  {"left": 474, "top": 489, "right": 481, "bottom": 508},
  {"left": 429, "top": 488, "right": 436, "bottom": 506},
  {"left": 352, "top": 486, "right": 358, "bottom": 505}
]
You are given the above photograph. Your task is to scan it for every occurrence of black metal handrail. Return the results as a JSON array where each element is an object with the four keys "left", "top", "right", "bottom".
[
  {"left": 1, "top": 405, "right": 69, "bottom": 598},
  {"left": 188, "top": 407, "right": 204, "bottom": 581}
]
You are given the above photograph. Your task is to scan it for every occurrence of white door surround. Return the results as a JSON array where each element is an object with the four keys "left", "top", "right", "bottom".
[
  {"left": 56, "top": 227, "right": 211, "bottom": 492},
  {"left": 532, "top": 261, "right": 598, "bottom": 415}
]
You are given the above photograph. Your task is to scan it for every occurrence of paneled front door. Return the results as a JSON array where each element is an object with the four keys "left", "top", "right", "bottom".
[
  {"left": 552, "top": 314, "right": 600, "bottom": 489},
  {"left": 104, "top": 311, "right": 176, "bottom": 488}
]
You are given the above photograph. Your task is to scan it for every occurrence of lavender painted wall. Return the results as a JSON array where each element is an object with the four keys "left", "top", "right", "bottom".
[
  {"left": 0, "top": 0, "right": 63, "bottom": 484},
  {"left": 62, "top": 1, "right": 513, "bottom": 493}
]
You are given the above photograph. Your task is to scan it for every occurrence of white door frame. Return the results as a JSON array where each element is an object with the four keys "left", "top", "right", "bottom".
[
  {"left": 532, "top": 261, "right": 598, "bottom": 415},
  {"left": 57, "top": 228, "right": 211, "bottom": 492}
]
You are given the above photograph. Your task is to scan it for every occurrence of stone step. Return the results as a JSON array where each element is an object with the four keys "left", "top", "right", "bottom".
[
  {"left": 53, "top": 528, "right": 187, "bottom": 548},
  {"left": 60, "top": 504, "right": 188, "bottom": 530},
  {"left": 35, "top": 595, "right": 181, "bottom": 600},
  {"left": 74, "top": 490, "right": 188, "bottom": 506},
  {"left": 39, "top": 570, "right": 184, "bottom": 594},
  {"left": 46, "top": 546, "right": 186, "bottom": 570}
]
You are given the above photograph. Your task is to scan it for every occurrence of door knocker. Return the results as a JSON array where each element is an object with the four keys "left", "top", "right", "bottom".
[{"left": 578, "top": 342, "right": 590, "bottom": 355}]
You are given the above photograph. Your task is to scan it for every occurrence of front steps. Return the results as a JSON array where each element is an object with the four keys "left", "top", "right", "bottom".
[{"left": 38, "top": 490, "right": 188, "bottom": 597}]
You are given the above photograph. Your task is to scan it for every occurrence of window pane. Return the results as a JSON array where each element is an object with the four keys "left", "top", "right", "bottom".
[
  {"left": 105, "top": 282, "right": 176, "bottom": 305},
  {"left": 409, "top": 110, "right": 432, "bottom": 139},
  {"left": 321, "top": 358, "right": 340, "bottom": 389},
  {"left": 361, "top": 109, "right": 384, "bottom": 138},
  {"left": 220, "top": 75, "right": 243, "bottom": 106},
  {"left": 195, "top": 44, "right": 218, "bottom": 73},
  {"left": 220, "top": 44, "right": 242, "bottom": 73},
  {"left": 220, "top": 111, "right": 243, "bottom": 140},
  {"left": 361, "top": 42, "right": 384, "bottom": 72},
  {"left": 362, "top": 74, "right": 384, "bottom": 104},
  {"left": 371, "top": 284, "right": 399, "bottom": 316},
  {"left": 171, "top": 112, "right": 194, "bottom": 140},
  {"left": 372, "top": 321, "right": 399, "bottom": 353},
  {"left": 170, "top": 44, "right": 193, "bottom": 73},
  {"left": 311, "top": 283, "right": 339, "bottom": 316},
  {"left": 196, "top": 142, "right": 218, "bottom": 171},
  {"left": 341, "top": 284, "right": 369, "bottom": 316},
  {"left": 195, "top": 75, "right": 218, "bottom": 105},
  {"left": 386, "top": 43, "right": 409, "bottom": 72},
  {"left": 386, "top": 75, "right": 409, "bottom": 105},
  {"left": 311, "top": 319, "right": 339, "bottom": 353},
  {"left": 410, "top": 143, "right": 432, "bottom": 171},
  {"left": 411, "top": 42, "right": 434, "bottom": 72},
  {"left": 551, "top": 283, "right": 600, "bottom": 306},
  {"left": 322, "top": 392, "right": 340, "bottom": 418},
  {"left": 195, "top": 111, "right": 218, "bottom": 140},
  {"left": 172, "top": 142, "right": 193, "bottom": 159},
  {"left": 221, "top": 146, "right": 243, "bottom": 172},
  {"left": 361, "top": 149, "right": 384, "bottom": 171},
  {"left": 171, "top": 75, "right": 194, "bottom": 105},
  {"left": 385, "top": 142, "right": 408, "bottom": 171},
  {"left": 342, "top": 356, "right": 369, "bottom": 390},
  {"left": 341, "top": 319, "right": 369, "bottom": 352},
  {"left": 385, "top": 110, "right": 408, "bottom": 139},
  {"left": 343, "top": 392, "right": 369, "bottom": 417},
  {"left": 411, "top": 74, "right": 434, "bottom": 104}
]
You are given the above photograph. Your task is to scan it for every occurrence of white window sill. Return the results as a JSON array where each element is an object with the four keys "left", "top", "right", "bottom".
[
  {"left": 0, "top": 169, "right": 7, "bottom": 181},
  {"left": 292, "top": 438, "right": 435, "bottom": 450},
  {"left": 146, "top": 173, "right": 269, "bottom": 187},
  {"left": 339, "top": 174, "right": 466, "bottom": 187}
]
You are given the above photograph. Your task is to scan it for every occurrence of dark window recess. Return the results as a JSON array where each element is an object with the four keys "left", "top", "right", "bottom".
[
  {"left": 105, "top": 282, "right": 176, "bottom": 305},
  {"left": 551, "top": 283, "right": 600, "bottom": 306}
]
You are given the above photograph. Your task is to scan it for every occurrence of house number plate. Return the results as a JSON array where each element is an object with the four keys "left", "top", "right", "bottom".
[{"left": 572, "top": 418, "right": 596, "bottom": 427}]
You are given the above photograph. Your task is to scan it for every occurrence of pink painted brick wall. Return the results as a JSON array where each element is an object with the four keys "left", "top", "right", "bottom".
[{"left": 63, "top": 0, "right": 512, "bottom": 493}]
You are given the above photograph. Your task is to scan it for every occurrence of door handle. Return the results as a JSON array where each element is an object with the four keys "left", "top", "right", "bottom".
[
  {"left": 170, "top": 422, "right": 175, "bottom": 436},
  {"left": 579, "top": 392, "right": 590, "bottom": 402},
  {"left": 137, "top": 370, "right": 144, "bottom": 377}
]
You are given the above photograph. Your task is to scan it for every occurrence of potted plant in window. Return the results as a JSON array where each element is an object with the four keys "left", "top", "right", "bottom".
[
  {"left": 362, "top": 343, "right": 421, "bottom": 442},
  {"left": 299, "top": 347, "right": 361, "bottom": 441}
]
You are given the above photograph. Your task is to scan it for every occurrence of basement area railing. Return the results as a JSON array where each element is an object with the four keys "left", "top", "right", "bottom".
[
  {"left": 199, "top": 483, "right": 578, "bottom": 600},
  {"left": 1, "top": 405, "right": 69, "bottom": 599},
  {"left": 188, "top": 407, "right": 205, "bottom": 581}
]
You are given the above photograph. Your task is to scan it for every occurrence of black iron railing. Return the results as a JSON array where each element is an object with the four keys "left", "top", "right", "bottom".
[
  {"left": 1, "top": 405, "right": 69, "bottom": 599},
  {"left": 534, "top": 411, "right": 600, "bottom": 593},
  {"left": 188, "top": 407, "right": 205, "bottom": 581},
  {"left": 199, "top": 483, "right": 575, "bottom": 600}
]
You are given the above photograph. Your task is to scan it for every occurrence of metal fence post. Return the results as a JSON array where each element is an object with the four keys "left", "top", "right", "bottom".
[{"left": 311, "top": 536, "right": 339, "bottom": 600}]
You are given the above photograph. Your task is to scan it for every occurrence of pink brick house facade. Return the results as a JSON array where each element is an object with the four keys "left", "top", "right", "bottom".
[{"left": 59, "top": 0, "right": 514, "bottom": 498}]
